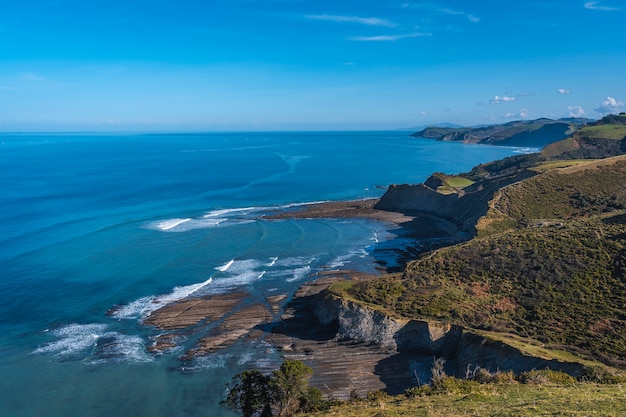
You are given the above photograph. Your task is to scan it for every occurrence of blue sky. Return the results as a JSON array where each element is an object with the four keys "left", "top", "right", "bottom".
[{"left": 1, "top": 0, "right": 625, "bottom": 131}]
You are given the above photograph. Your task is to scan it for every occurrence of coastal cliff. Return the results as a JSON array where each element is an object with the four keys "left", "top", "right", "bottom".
[
  {"left": 374, "top": 169, "right": 533, "bottom": 235},
  {"left": 313, "top": 292, "right": 586, "bottom": 377}
]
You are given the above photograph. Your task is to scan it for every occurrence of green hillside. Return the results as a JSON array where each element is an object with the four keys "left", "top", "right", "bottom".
[
  {"left": 411, "top": 118, "right": 589, "bottom": 148},
  {"left": 349, "top": 117, "right": 626, "bottom": 369}
]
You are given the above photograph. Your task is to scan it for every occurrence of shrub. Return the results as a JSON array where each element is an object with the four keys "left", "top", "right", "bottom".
[
  {"left": 432, "top": 376, "right": 480, "bottom": 394},
  {"left": 580, "top": 366, "right": 626, "bottom": 384},
  {"left": 517, "top": 369, "right": 576, "bottom": 385}
]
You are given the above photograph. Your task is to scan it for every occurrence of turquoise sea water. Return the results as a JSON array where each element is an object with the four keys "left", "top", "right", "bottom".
[{"left": 0, "top": 132, "right": 521, "bottom": 416}]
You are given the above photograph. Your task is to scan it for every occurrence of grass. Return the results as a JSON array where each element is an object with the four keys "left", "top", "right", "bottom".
[
  {"left": 350, "top": 150, "right": 626, "bottom": 367},
  {"left": 576, "top": 124, "right": 626, "bottom": 140},
  {"left": 445, "top": 176, "right": 474, "bottom": 188},
  {"left": 435, "top": 175, "right": 475, "bottom": 194},
  {"left": 477, "top": 330, "right": 609, "bottom": 369},
  {"left": 299, "top": 383, "right": 626, "bottom": 417},
  {"left": 530, "top": 159, "right": 597, "bottom": 173},
  {"left": 328, "top": 280, "right": 356, "bottom": 294}
]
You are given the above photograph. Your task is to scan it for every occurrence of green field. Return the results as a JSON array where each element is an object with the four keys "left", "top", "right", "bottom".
[
  {"left": 300, "top": 383, "right": 626, "bottom": 417},
  {"left": 530, "top": 159, "right": 596, "bottom": 172},
  {"left": 576, "top": 124, "right": 626, "bottom": 140}
]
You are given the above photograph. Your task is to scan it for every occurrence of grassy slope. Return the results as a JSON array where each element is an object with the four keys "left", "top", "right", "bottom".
[
  {"left": 299, "top": 121, "right": 626, "bottom": 416},
  {"left": 576, "top": 124, "right": 626, "bottom": 140},
  {"left": 300, "top": 383, "right": 626, "bottom": 417},
  {"left": 351, "top": 157, "right": 626, "bottom": 366}
]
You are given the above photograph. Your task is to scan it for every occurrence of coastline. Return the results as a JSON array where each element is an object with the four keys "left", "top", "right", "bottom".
[
  {"left": 264, "top": 198, "right": 468, "bottom": 270},
  {"left": 142, "top": 199, "right": 469, "bottom": 397}
]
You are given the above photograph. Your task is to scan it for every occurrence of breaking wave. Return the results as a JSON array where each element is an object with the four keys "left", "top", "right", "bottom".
[{"left": 34, "top": 323, "right": 153, "bottom": 364}]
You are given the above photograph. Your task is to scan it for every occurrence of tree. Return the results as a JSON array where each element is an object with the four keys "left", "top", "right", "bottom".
[
  {"left": 221, "top": 369, "right": 271, "bottom": 417},
  {"left": 269, "top": 359, "right": 313, "bottom": 416},
  {"left": 222, "top": 360, "right": 322, "bottom": 417}
]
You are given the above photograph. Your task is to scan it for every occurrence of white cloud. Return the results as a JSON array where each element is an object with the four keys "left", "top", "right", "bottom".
[
  {"left": 504, "top": 109, "right": 529, "bottom": 119},
  {"left": 21, "top": 72, "right": 48, "bottom": 82},
  {"left": 490, "top": 95, "right": 516, "bottom": 104},
  {"left": 348, "top": 32, "right": 431, "bottom": 41},
  {"left": 567, "top": 106, "right": 586, "bottom": 117},
  {"left": 403, "top": 3, "right": 480, "bottom": 23},
  {"left": 595, "top": 96, "right": 625, "bottom": 114},
  {"left": 438, "top": 8, "right": 480, "bottom": 22},
  {"left": 557, "top": 88, "right": 571, "bottom": 94},
  {"left": 306, "top": 14, "right": 397, "bottom": 27},
  {"left": 584, "top": 1, "right": 621, "bottom": 11}
]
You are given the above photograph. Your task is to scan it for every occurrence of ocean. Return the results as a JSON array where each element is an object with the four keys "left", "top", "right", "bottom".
[{"left": 0, "top": 131, "right": 521, "bottom": 416}]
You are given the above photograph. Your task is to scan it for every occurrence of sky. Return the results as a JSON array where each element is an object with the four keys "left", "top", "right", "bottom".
[{"left": 1, "top": 0, "right": 625, "bottom": 131}]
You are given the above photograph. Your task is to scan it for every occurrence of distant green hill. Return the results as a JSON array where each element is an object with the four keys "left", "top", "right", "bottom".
[{"left": 412, "top": 118, "right": 591, "bottom": 148}]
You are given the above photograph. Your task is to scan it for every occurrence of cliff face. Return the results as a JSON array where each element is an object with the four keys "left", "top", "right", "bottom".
[
  {"left": 314, "top": 293, "right": 585, "bottom": 378},
  {"left": 374, "top": 170, "right": 533, "bottom": 234}
]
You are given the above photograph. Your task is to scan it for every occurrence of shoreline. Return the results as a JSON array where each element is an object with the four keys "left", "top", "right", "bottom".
[
  {"left": 142, "top": 199, "right": 470, "bottom": 397},
  {"left": 263, "top": 198, "right": 415, "bottom": 224},
  {"left": 264, "top": 199, "right": 469, "bottom": 270}
]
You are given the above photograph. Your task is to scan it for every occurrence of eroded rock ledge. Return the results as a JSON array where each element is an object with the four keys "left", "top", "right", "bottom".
[{"left": 312, "top": 291, "right": 586, "bottom": 378}]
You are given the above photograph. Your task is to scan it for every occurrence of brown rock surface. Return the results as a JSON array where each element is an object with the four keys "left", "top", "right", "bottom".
[
  {"left": 183, "top": 304, "right": 274, "bottom": 360},
  {"left": 143, "top": 292, "right": 248, "bottom": 330}
]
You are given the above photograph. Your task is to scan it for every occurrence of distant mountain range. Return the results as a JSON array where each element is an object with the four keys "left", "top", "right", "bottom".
[{"left": 411, "top": 117, "right": 593, "bottom": 148}]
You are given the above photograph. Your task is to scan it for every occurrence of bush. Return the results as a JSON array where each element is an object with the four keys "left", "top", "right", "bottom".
[
  {"left": 404, "top": 385, "right": 432, "bottom": 398},
  {"left": 517, "top": 369, "right": 576, "bottom": 385},
  {"left": 580, "top": 366, "right": 626, "bottom": 384},
  {"left": 432, "top": 376, "right": 480, "bottom": 394}
]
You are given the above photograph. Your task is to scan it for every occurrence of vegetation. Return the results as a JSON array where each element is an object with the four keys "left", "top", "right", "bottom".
[
  {"left": 576, "top": 124, "right": 626, "bottom": 140},
  {"left": 427, "top": 173, "right": 475, "bottom": 194},
  {"left": 350, "top": 210, "right": 626, "bottom": 366},
  {"left": 298, "top": 383, "right": 626, "bottom": 417},
  {"left": 222, "top": 360, "right": 329, "bottom": 417},
  {"left": 349, "top": 116, "right": 626, "bottom": 368},
  {"left": 296, "top": 358, "right": 626, "bottom": 416},
  {"left": 285, "top": 115, "right": 626, "bottom": 417},
  {"left": 411, "top": 118, "right": 587, "bottom": 147}
]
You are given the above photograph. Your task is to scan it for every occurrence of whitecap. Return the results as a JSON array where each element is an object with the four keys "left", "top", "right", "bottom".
[
  {"left": 183, "top": 354, "right": 230, "bottom": 371},
  {"left": 34, "top": 323, "right": 107, "bottom": 356},
  {"left": 34, "top": 323, "right": 153, "bottom": 364},
  {"left": 237, "top": 352, "right": 253, "bottom": 366},
  {"left": 91, "top": 333, "right": 153, "bottom": 364},
  {"left": 215, "top": 259, "right": 235, "bottom": 272},
  {"left": 112, "top": 277, "right": 214, "bottom": 320},
  {"left": 286, "top": 265, "right": 311, "bottom": 282},
  {"left": 156, "top": 218, "right": 191, "bottom": 231},
  {"left": 327, "top": 254, "right": 354, "bottom": 269},
  {"left": 147, "top": 217, "right": 225, "bottom": 232},
  {"left": 276, "top": 256, "right": 315, "bottom": 268}
]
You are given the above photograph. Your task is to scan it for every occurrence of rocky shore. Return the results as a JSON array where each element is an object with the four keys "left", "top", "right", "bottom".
[
  {"left": 137, "top": 199, "right": 485, "bottom": 396},
  {"left": 143, "top": 193, "right": 582, "bottom": 398}
]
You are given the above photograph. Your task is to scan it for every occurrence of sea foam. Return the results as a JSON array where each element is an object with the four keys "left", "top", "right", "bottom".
[{"left": 34, "top": 323, "right": 153, "bottom": 363}]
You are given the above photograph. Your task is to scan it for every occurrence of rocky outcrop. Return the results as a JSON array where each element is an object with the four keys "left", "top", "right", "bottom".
[
  {"left": 374, "top": 170, "right": 534, "bottom": 235},
  {"left": 334, "top": 298, "right": 407, "bottom": 351},
  {"left": 314, "top": 293, "right": 586, "bottom": 378}
]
